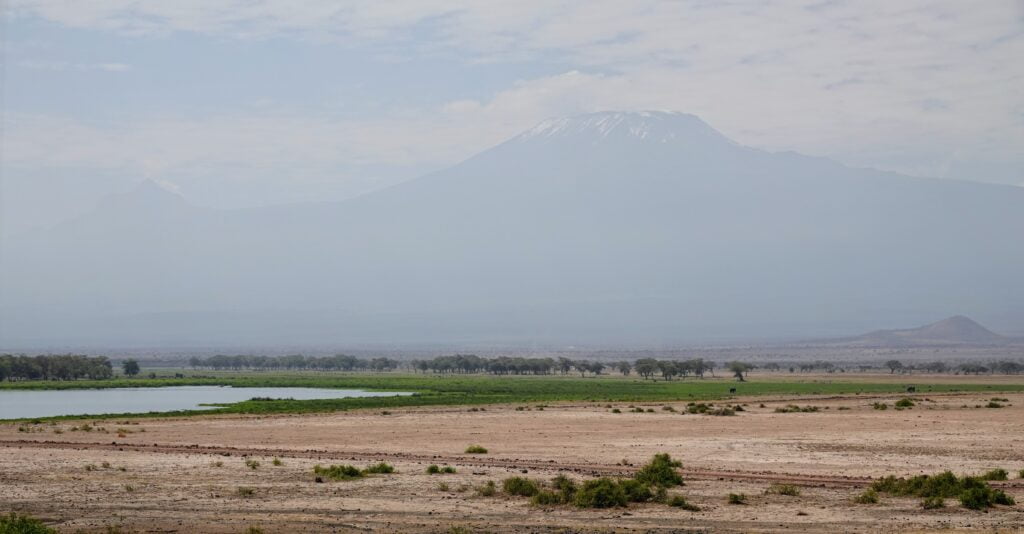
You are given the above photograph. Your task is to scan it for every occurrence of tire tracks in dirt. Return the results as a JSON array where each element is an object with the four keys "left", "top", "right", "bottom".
[{"left": 0, "top": 438, "right": 874, "bottom": 488}]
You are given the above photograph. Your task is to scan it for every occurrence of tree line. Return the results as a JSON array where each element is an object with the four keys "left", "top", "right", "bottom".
[
  {"left": 0, "top": 354, "right": 114, "bottom": 381},
  {"left": 883, "top": 359, "right": 1024, "bottom": 375}
]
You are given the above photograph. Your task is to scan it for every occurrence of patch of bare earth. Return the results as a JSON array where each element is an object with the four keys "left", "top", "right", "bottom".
[{"left": 1, "top": 391, "right": 1023, "bottom": 532}]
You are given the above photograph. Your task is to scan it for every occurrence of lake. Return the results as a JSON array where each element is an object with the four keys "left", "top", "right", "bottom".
[{"left": 0, "top": 386, "right": 411, "bottom": 419}]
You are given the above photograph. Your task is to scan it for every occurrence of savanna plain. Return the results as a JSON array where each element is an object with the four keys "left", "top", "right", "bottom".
[{"left": 1, "top": 372, "right": 1023, "bottom": 533}]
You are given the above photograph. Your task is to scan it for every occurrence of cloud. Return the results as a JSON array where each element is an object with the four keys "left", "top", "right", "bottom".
[{"left": 5, "top": 0, "right": 1024, "bottom": 195}]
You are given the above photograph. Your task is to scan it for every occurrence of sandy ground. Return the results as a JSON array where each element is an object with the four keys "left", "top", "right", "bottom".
[{"left": 2, "top": 390, "right": 1023, "bottom": 533}]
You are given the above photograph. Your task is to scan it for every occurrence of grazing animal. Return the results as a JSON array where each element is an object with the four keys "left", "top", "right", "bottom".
[
  {"left": 906, "top": 386, "right": 916, "bottom": 393},
  {"left": 729, "top": 387, "right": 737, "bottom": 394}
]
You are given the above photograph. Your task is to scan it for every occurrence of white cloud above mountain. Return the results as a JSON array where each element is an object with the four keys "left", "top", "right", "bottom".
[{"left": 3, "top": 0, "right": 1023, "bottom": 214}]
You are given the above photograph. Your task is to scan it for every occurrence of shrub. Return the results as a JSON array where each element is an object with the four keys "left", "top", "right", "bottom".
[
  {"left": 503, "top": 477, "right": 540, "bottom": 497},
  {"left": 618, "top": 479, "right": 653, "bottom": 502},
  {"left": 667, "top": 495, "right": 701, "bottom": 511},
  {"left": 531, "top": 490, "right": 562, "bottom": 506},
  {"left": 363, "top": 462, "right": 395, "bottom": 474},
  {"left": 476, "top": 480, "right": 496, "bottom": 497},
  {"left": 0, "top": 512, "right": 56, "bottom": 534},
  {"left": 775, "top": 405, "right": 819, "bottom": 413},
  {"left": 551, "top": 474, "right": 577, "bottom": 502},
  {"left": 1019, "top": 469, "right": 1024, "bottom": 479},
  {"left": 980, "top": 468, "right": 1008, "bottom": 481},
  {"left": 236, "top": 486, "right": 255, "bottom": 497},
  {"left": 635, "top": 453, "right": 683, "bottom": 487},
  {"left": 959, "top": 487, "right": 992, "bottom": 510},
  {"left": 854, "top": 489, "right": 879, "bottom": 504},
  {"left": 465, "top": 445, "right": 488, "bottom": 454},
  {"left": 872, "top": 402, "right": 888, "bottom": 410},
  {"left": 611, "top": 408, "right": 622, "bottom": 413},
  {"left": 765, "top": 484, "right": 800, "bottom": 496},
  {"left": 871, "top": 471, "right": 1014, "bottom": 509},
  {"left": 727, "top": 493, "right": 747, "bottom": 505},
  {"left": 427, "top": 464, "right": 441, "bottom": 474},
  {"left": 442, "top": 466, "right": 456, "bottom": 474},
  {"left": 686, "top": 403, "right": 711, "bottom": 414},
  {"left": 313, "top": 464, "right": 363, "bottom": 481},
  {"left": 436, "top": 482, "right": 450, "bottom": 491},
  {"left": 895, "top": 398, "right": 915, "bottom": 408},
  {"left": 708, "top": 407, "right": 736, "bottom": 416},
  {"left": 245, "top": 459, "right": 260, "bottom": 470},
  {"left": 872, "top": 471, "right": 981, "bottom": 499},
  {"left": 921, "top": 496, "right": 944, "bottom": 509},
  {"left": 573, "top": 478, "right": 628, "bottom": 508},
  {"left": 271, "top": 458, "right": 283, "bottom": 466},
  {"left": 985, "top": 401, "right": 1004, "bottom": 408}
]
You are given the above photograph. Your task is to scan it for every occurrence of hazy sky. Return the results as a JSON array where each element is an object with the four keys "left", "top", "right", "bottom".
[{"left": 3, "top": 1, "right": 1023, "bottom": 219}]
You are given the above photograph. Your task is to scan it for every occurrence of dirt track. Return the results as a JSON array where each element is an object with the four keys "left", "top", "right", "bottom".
[{"left": 2, "top": 391, "right": 1023, "bottom": 532}]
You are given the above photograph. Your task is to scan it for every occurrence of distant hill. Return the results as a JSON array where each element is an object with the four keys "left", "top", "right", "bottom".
[{"left": 834, "top": 316, "right": 1008, "bottom": 346}]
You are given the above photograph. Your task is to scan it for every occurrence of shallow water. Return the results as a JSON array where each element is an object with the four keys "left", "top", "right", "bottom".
[{"left": 0, "top": 386, "right": 410, "bottom": 419}]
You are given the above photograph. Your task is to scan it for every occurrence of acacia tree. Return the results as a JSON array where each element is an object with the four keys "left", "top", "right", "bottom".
[
  {"left": 884, "top": 360, "right": 903, "bottom": 374},
  {"left": 727, "top": 361, "right": 751, "bottom": 382},
  {"left": 121, "top": 359, "right": 140, "bottom": 377}
]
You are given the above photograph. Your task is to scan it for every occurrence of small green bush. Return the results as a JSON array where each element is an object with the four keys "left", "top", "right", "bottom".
[
  {"left": 958, "top": 487, "right": 990, "bottom": 510},
  {"left": 427, "top": 464, "right": 456, "bottom": 474},
  {"left": 551, "top": 474, "right": 577, "bottom": 502},
  {"left": 618, "top": 479, "right": 653, "bottom": 502},
  {"left": 245, "top": 459, "right": 260, "bottom": 470},
  {"left": 765, "top": 484, "right": 800, "bottom": 496},
  {"left": 271, "top": 457, "right": 283, "bottom": 466},
  {"left": 611, "top": 408, "right": 622, "bottom": 413},
  {"left": 363, "top": 462, "right": 395, "bottom": 474},
  {"left": 774, "top": 405, "right": 820, "bottom": 413},
  {"left": 236, "top": 486, "right": 255, "bottom": 497},
  {"left": 667, "top": 495, "right": 700, "bottom": 511},
  {"left": 921, "top": 496, "right": 944, "bottom": 509},
  {"left": 0, "top": 512, "right": 56, "bottom": 534},
  {"left": 1018, "top": 469, "right": 1024, "bottom": 479},
  {"left": 476, "top": 480, "right": 496, "bottom": 496},
  {"left": 573, "top": 478, "right": 628, "bottom": 508},
  {"left": 854, "top": 489, "right": 879, "bottom": 504},
  {"left": 313, "top": 464, "right": 363, "bottom": 481},
  {"left": 980, "top": 468, "right": 1008, "bottom": 481},
  {"left": 985, "top": 401, "right": 1004, "bottom": 408},
  {"left": 634, "top": 453, "right": 683, "bottom": 487},
  {"left": 503, "top": 477, "right": 540, "bottom": 497},
  {"left": 531, "top": 490, "right": 562, "bottom": 506},
  {"left": 465, "top": 445, "right": 488, "bottom": 454},
  {"left": 895, "top": 398, "right": 915, "bottom": 408},
  {"left": 871, "top": 470, "right": 1014, "bottom": 509},
  {"left": 872, "top": 402, "right": 888, "bottom": 410},
  {"left": 727, "top": 493, "right": 747, "bottom": 505}
]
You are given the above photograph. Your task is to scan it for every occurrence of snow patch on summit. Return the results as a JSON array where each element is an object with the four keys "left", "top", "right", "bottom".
[{"left": 516, "top": 111, "right": 733, "bottom": 147}]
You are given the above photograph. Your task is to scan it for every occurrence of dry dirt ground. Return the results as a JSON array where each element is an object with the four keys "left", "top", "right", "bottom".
[{"left": 2, "top": 391, "right": 1023, "bottom": 533}]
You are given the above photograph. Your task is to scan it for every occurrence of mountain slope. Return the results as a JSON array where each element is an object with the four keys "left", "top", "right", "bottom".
[
  {"left": 2, "top": 111, "right": 1023, "bottom": 347},
  {"left": 838, "top": 316, "right": 1008, "bottom": 346}
]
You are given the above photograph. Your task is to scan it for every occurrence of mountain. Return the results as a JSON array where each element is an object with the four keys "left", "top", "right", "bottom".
[
  {"left": 834, "top": 316, "right": 1008, "bottom": 346},
  {"left": 2, "top": 111, "right": 1023, "bottom": 348}
]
